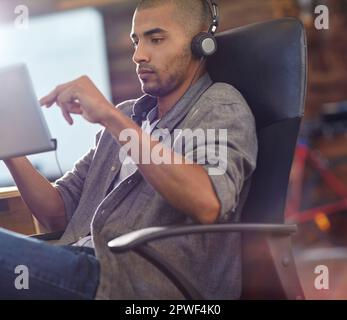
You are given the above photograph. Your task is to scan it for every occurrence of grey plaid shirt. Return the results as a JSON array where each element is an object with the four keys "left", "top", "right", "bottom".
[{"left": 54, "top": 73, "right": 258, "bottom": 299}]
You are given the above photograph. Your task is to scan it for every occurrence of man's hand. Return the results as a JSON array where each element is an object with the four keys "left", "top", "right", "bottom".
[{"left": 39, "top": 75, "right": 113, "bottom": 125}]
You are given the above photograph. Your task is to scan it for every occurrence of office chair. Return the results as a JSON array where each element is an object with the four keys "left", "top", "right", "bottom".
[{"left": 33, "top": 17, "right": 307, "bottom": 300}]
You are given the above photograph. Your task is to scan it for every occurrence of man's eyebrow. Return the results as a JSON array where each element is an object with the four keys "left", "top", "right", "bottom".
[{"left": 131, "top": 28, "right": 168, "bottom": 39}]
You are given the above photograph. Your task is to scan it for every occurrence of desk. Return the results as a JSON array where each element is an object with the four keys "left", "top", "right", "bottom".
[
  {"left": 0, "top": 186, "right": 20, "bottom": 200},
  {"left": 0, "top": 187, "right": 40, "bottom": 235}
]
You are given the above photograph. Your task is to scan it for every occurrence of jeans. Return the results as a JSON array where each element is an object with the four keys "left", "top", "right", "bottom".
[{"left": 0, "top": 228, "right": 100, "bottom": 300}]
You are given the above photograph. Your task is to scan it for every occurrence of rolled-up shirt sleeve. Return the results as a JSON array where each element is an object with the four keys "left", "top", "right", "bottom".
[
  {"left": 174, "top": 101, "right": 258, "bottom": 223},
  {"left": 54, "top": 130, "right": 103, "bottom": 222}
]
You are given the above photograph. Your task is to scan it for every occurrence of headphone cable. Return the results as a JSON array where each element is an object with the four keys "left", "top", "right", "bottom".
[
  {"left": 188, "top": 56, "right": 206, "bottom": 92},
  {"left": 51, "top": 139, "right": 64, "bottom": 177},
  {"left": 54, "top": 148, "right": 64, "bottom": 177}
]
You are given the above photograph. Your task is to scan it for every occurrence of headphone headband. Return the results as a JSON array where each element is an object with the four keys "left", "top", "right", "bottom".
[{"left": 206, "top": 0, "right": 219, "bottom": 35}]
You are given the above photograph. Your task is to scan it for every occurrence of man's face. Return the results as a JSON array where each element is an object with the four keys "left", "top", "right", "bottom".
[{"left": 131, "top": 3, "right": 195, "bottom": 97}]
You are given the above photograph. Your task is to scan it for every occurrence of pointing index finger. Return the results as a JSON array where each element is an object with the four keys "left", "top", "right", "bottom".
[
  {"left": 39, "top": 88, "right": 59, "bottom": 108},
  {"left": 39, "top": 80, "right": 75, "bottom": 107}
]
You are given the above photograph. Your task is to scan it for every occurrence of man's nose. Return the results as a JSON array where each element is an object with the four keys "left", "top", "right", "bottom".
[{"left": 132, "top": 43, "right": 150, "bottom": 64}]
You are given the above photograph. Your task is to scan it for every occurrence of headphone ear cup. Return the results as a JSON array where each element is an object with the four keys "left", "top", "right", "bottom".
[{"left": 191, "top": 32, "right": 217, "bottom": 58}]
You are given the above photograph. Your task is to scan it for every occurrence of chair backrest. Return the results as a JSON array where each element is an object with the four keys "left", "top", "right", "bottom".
[
  {"left": 207, "top": 18, "right": 307, "bottom": 224},
  {"left": 207, "top": 18, "right": 307, "bottom": 299}
]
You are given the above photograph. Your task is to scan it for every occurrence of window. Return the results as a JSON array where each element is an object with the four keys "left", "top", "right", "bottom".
[{"left": 0, "top": 7, "right": 110, "bottom": 187}]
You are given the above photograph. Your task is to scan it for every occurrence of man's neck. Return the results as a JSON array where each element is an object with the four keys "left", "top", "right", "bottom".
[{"left": 157, "top": 69, "right": 206, "bottom": 119}]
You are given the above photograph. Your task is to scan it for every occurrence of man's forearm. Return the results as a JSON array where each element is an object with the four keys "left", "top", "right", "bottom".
[
  {"left": 101, "top": 108, "right": 221, "bottom": 224},
  {"left": 4, "top": 157, "right": 67, "bottom": 231},
  {"left": 140, "top": 159, "right": 221, "bottom": 224}
]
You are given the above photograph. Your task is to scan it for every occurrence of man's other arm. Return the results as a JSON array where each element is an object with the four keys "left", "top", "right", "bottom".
[{"left": 3, "top": 157, "right": 67, "bottom": 231}]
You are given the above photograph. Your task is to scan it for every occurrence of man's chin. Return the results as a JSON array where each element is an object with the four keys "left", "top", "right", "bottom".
[{"left": 141, "top": 85, "right": 163, "bottom": 97}]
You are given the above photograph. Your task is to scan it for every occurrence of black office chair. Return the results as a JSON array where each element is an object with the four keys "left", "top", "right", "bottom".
[{"left": 33, "top": 18, "right": 307, "bottom": 300}]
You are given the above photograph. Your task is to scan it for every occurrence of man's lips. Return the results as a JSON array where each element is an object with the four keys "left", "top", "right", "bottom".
[
  {"left": 137, "top": 69, "right": 155, "bottom": 75},
  {"left": 137, "top": 69, "right": 155, "bottom": 80}
]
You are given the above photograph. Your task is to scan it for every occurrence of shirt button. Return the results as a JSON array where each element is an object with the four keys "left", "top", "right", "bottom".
[
  {"left": 79, "top": 236, "right": 83, "bottom": 240},
  {"left": 111, "top": 166, "right": 116, "bottom": 172}
]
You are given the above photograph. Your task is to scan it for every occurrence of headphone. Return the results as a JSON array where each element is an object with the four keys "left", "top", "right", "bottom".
[{"left": 191, "top": 0, "right": 219, "bottom": 59}]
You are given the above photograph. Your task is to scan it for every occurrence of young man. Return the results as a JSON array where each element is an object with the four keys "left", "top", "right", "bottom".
[{"left": 1, "top": 0, "right": 257, "bottom": 299}]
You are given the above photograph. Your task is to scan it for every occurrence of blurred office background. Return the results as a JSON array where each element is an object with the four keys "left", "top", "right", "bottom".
[{"left": 0, "top": 0, "right": 347, "bottom": 299}]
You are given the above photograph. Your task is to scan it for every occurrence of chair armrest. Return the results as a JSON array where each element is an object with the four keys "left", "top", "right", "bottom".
[
  {"left": 29, "top": 230, "right": 64, "bottom": 241},
  {"left": 108, "top": 223, "right": 297, "bottom": 253}
]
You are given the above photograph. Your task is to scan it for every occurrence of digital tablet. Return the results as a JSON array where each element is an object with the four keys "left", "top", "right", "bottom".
[{"left": 0, "top": 63, "right": 56, "bottom": 160}]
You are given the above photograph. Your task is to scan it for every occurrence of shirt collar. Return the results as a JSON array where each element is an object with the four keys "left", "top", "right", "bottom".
[
  {"left": 146, "top": 104, "right": 158, "bottom": 124},
  {"left": 131, "top": 73, "right": 213, "bottom": 132}
]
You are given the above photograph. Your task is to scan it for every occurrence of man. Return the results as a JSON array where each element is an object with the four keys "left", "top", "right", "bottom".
[{"left": 0, "top": 0, "right": 257, "bottom": 299}]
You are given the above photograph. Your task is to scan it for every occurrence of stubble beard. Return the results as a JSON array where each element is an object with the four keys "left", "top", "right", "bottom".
[{"left": 141, "top": 46, "right": 192, "bottom": 98}]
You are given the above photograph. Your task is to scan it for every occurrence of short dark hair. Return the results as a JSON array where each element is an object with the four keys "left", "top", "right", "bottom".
[{"left": 136, "top": 0, "right": 213, "bottom": 37}]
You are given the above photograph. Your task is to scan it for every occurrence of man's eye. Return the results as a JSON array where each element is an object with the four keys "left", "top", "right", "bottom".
[{"left": 151, "top": 38, "right": 163, "bottom": 44}]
